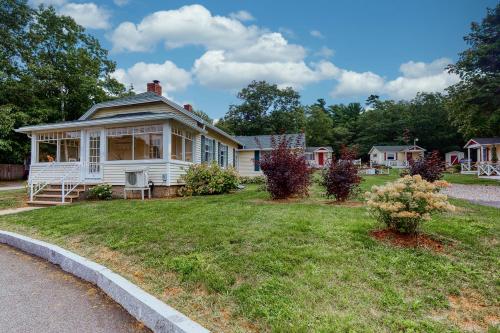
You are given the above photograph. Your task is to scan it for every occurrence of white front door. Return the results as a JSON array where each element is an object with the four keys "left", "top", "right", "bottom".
[{"left": 86, "top": 130, "right": 102, "bottom": 179}]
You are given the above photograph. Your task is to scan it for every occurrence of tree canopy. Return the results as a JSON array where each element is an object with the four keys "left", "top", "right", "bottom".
[
  {"left": 0, "top": 0, "right": 130, "bottom": 163},
  {"left": 446, "top": 3, "right": 500, "bottom": 138}
]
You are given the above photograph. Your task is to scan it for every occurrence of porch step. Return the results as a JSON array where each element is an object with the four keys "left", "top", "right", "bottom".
[
  {"left": 34, "top": 194, "right": 79, "bottom": 203},
  {"left": 27, "top": 200, "right": 70, "bottom": 207}
]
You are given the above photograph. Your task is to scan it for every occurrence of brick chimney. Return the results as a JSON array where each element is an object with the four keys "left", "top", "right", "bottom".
[
  {"left": 183, "top": 104, "right": 193, "bottom": 112},
  {"left": 147, "top": 80, "right": 162, "bottom": 96}
]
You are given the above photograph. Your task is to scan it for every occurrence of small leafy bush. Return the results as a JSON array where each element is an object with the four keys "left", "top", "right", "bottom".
[
  {"left": 365, "top": 175, "right": 455, "bottom": 234},
  {"left": 180, "top": 163, "right": 239, "bottom": 196},
  {"left": 258, "top": 134, "right": 311, "bottom": 199},
  {"left": 88, "top": 184, "right": 113, "bottom": 200},
  {"left": 321, "top": 147, "right": 361, "bottom": 201},
  {"left": 408, "top": 150, "right": 445, "bottom": 182},
  {"left": 239, "top": 176, "right": 266, "bottom": 184}
]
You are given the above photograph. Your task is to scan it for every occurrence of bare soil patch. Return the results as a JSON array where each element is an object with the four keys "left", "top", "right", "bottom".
[{"left": 370, "top": 229, "right": 445, "bottom": 252}]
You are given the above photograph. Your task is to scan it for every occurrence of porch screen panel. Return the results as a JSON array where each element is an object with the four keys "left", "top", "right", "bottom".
[
  {"left": 107, "top": 125, "right": 162, "bottom": 161},
  {"left": 36, "top": 131, "right": 80, "bottom": 163}
]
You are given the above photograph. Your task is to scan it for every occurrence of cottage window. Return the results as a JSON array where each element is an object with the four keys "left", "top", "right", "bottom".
[
  {"left": 386, "top": 153, "right": 395, "bottom": 160},
  {"left": 36, "top": 131, "right": 80, "bottom": 163},
  {"left": 171, "top": 127, "right": 194, "bottom": 162},
  {"left": 218, "top": 143, "right": 228, "bottom": 167},
  {"left": 107, "top": 125, "right": 162, "bottom": 161}
]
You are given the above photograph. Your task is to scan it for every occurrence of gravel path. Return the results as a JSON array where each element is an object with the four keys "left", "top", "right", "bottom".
[
  {"left": 443, "top": 184, "right": 500, "bottom": 208},
  {"left": 0, "top": 244, "right": 150, "bottom": 333}
]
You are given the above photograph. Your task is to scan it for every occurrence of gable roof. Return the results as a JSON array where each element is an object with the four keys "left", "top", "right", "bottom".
[
  {"left": 370, "top": 145, "right": 426, "bottom": 153},
  {"left": 464, "top": 137, "right": 500, "bottom": 148},
  {"left": 235, "top": 134, "right": 305, "bottom": 150},
  {"left": 305, "top": 146, "right": 333, "bottom": 152},
  {"left": 17, "top": 91, "right": 240, "bottom": 145}
]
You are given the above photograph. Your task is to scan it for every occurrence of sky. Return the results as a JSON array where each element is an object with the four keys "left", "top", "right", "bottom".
[{"left": 30, "top": 0, "right": 498, "bottom": 119}]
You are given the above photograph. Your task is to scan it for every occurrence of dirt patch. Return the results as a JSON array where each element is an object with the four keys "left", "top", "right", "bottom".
[
  {"left": 370, "top": 229, "right": 445, "bottom": 252},
  {"left": 434, "top": 290, "right": 500, "bottom": 332}
]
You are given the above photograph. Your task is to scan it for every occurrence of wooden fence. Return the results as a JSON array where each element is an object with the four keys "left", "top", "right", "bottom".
[{"left": 0, "top": 164, "right": 25, "bottom": 180}]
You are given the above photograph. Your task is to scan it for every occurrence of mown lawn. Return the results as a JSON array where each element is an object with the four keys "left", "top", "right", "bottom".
[
  {"left": 0, "top": 189, "right": 26, "bottom": 210},
  {"left": 0, "top": 176, "right": 498, "bottom": 332},
  {"left": 443, "top": 172, "right": 500, "bottom": 186}
]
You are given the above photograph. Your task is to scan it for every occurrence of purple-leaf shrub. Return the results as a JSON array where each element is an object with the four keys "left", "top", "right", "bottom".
[
  {"left": 258, "top": 134, "right": 311, "bottom": 199},
  {"left": 408, "top": 150, "right": 444, "bottom": 182},
  {"left": 321, "top": 147, "right": 361, "bottom": 201}
]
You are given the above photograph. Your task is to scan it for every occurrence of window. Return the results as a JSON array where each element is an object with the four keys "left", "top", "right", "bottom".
[
  {"left": 107, "top": 125, "right": 162, "bottom": 161},
  {"left": 254, "top": 150, "right": 260, "bottom": 171},
  {"left": 36, "top": 131, "right": 80, "bottom": 163},
  {"left": 171, "top": 127, "right": 194, "bottom": 162},
  {"left": 219, "top": 143, "right": 228, "bottom": 167},
  {"left": 386, "top": 153, "right": 395, "bottom": 160}
]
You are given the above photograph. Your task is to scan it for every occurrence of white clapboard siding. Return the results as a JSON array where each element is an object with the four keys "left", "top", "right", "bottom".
[
  {"left": 237, "top": 151, "right": 263, "bottom": 177},
  {"left": 29, "top": 163, "right": 80, "bottom": 183},
  {"left": 169, "top": 161, "right": 193, "bottom": 185},
  {"left": 102, "top": 162, "right": 167, "bottom": 185}
]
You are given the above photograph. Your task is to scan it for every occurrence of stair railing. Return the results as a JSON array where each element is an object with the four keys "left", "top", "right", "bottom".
[
  {"left": 28, "top": 162, "right": 55, "bottom": 201},
  {"left": 61, "top": 163, "right": 82, "bottom": 203}
]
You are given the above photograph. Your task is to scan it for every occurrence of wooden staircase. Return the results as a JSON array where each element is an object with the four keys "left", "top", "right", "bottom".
[{"left": 28, "top": 184, "right": 88, "bottom": 207}]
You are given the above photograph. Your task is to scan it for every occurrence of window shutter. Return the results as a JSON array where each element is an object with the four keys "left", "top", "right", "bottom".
[
  {"left": 254, "top": 150, "right": 260, "bottom": 171},
  {"left": 201, "top": 135, "right": 205, "bottom": 162},
  {"left": 225, "top": 146, "right": 228, "bottom": 167},
  {"left": 218, "top": 142, "right": 222, "bottom": 166},
  {"left": 212, "top": 140, "right": 216, "bottom": 162},
  {"left": 233, "top": 148, "right": 236, "bottom": 167}
]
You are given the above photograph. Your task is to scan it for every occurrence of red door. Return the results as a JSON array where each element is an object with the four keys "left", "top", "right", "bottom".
[
  {"left": 318, "top": 153, "right": 324, "bottom": 166},
  {"left": 450, "top": 155, "right": 458, "bottom": 165}
]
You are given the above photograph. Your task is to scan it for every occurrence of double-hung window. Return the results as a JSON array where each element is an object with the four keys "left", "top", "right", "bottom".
[{"left": 218, "top": 143, "right": 228, "bottom": 168}]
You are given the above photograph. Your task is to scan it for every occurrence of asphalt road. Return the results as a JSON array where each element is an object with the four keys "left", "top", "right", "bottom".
[{"left": 0, "top": 243, "right": 151, "bottom": 333}]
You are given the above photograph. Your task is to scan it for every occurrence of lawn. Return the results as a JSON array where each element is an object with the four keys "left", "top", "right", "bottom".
[
  {"left": 0, "top": 189, "right": 27, "bottom": 210},
  {"left": 0, "top": 174, "right": 498, "bottom": 332},
  {"left": 443, "top": 172, "right": 500, "bottom": 186}
]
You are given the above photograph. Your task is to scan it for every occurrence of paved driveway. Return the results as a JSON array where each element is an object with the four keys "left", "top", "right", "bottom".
[{"left": 0, "top": 244, "right": 150, "bottom": 333}]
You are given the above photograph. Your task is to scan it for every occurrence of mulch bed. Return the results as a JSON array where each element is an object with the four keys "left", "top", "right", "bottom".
[{"left": 370, "top": 229, "right": 445, "bottom": 252}]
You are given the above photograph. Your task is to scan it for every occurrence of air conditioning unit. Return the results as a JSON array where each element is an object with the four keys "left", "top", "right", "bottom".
[{"left": 125, "top": 169, "right": 148, "bottom": 188}]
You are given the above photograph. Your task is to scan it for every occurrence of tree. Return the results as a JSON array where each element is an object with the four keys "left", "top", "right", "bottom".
[
  {"left": 321, "top": 147, "right": 361, "bottom": 202},
  {"left": 446, "top": 4, "right": 500, "bottom": 138},
  {"left": 219, "top": 81, "right": 305, "bottom": 135},
  {"left": 192, "top": 108, "right": 213, "bottom": 124},
  {"left": 0, "top": 1, "right": 127, "bottom": 163},
  {"left": 305, "top": 99, "right": 333, "bottom": 146}
]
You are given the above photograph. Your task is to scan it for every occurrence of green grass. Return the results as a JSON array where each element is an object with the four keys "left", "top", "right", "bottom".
[
  {"left": 443, "top": 172, "right": 500, "bottom": 186},
  {"left": 0, "top": 175, "right": 498, "bottom": 332},
  {"left": 0, "top": 189, "right": 26, "bottom": 210}
]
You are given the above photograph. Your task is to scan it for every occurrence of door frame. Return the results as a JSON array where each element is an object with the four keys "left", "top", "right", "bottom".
[{"left": 84, "top": 128, "right": 103, "bottom": 180}]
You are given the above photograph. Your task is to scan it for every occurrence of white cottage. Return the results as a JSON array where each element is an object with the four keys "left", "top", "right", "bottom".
[
  {"left": 305, "top": 147, "right": 333, "bottom": 168},
  {"left": 234, "top": 134, "right": 305, "bottom": 177},
  {"left": 16, "top": 81, "right": 241, "bottom": 205},
  {"left": 461, "top": 138, "right": 500, "bottom": 177},
  {"left": 369, "top": 145, "right": 425, "bottom": 168}
]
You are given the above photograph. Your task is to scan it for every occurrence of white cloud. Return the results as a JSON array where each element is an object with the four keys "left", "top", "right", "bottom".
[
  {"left": 229, "top": 10, "right": 254, "bottom": 21},
  {"left": 113, "top": 0, "right": 129, "bottom": 6},
  {"left": 110, "top": 4, "right": 264, "bottom": 52},
  {"left": 314, "top": 46, "right": 335, "bottom": 58},
  {"left": 330, "top": 58, "right": 459, "bottom": 99},
  {"left": 29, "top": 0, "right": 111, "bottom": 30},
  {"left": 310, "top": 30, "right": 325, "bottom": 39},
  {"left": 193, "top": 51, "right": 338, "bottom": 89},
  {"left": 112, "top": 61, "right": 192, "bottom": 94},
  {"left": 332, "top": 71, "right": 385, "bottom": 97},
  {"left": 29, "top": 0, "right": 66, "bottom": 6},
  {"left": 59, "top": 3, "right": 110, "bottom": 29}
]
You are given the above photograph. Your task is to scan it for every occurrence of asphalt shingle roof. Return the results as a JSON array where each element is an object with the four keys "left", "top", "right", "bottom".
[
  {"left": 471, "top": 137, "right": 500, "bottom": 145},
  {"left": 235, "top": 134, "right": 305, "bottom": 150},
  {"left": 305, "top": 146, "right": 333, "bottom": 152},
  {"left": 372, "top": 145, "right": 425, "bottom": 152}
]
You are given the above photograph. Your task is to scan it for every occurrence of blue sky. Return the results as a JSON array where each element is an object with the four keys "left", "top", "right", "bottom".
[{"left": 31, "top": 0, "right": 498, "bottom": 119}]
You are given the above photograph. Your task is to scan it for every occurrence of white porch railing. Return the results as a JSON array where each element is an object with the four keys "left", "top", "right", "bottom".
[
  {"left": 477, "top": 162, "right": 500, "bottom": 176},
  {"left": 28, "top": 162, "right": 83, "bottom": 203},
  {"left": 460, "top": 162, "right": 477, "bottom": 174},
  {"left": 371, "top": 160, "right": 408, "bottom": 168}
]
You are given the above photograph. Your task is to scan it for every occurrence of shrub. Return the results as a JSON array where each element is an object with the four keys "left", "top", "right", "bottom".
[
  {"left": 180, "top": 163, "right": 239, "bottom": 196},
  {"left": 258, "top": 134, "right": 311, "bottom": 199},
  {"left": 321, "top": 147, "right": 361, "bottom": 201},
  {"left": 239, "top": 175, "right": 266, "bottom": 185},
  {"left": 408, "top": 150, "right": 445, "bottom": 182},
  {"left": 88, "top": 184, "right": 113, "bottom": 200},
  {"left": 365, "top": 175, "right": 455, "bottom": 234}
]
